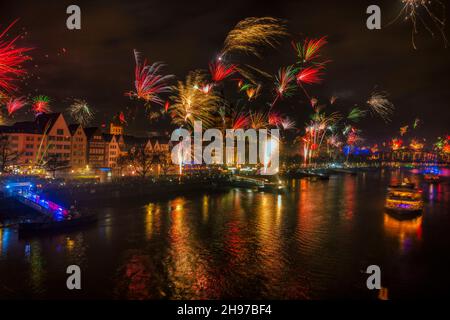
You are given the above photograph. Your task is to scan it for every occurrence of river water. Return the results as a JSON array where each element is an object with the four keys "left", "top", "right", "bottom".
[{"left": 1, "top": 169, "right": 449, "bottom": 299}]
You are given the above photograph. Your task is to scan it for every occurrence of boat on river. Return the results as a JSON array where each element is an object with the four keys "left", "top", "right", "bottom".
[{"left": 385, "top": 180, "right": 423, "bottom": 217}]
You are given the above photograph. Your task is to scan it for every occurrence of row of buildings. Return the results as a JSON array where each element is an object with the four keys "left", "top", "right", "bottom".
[{"left": 0, "top": 113, "right": 171, "bottom": 174}]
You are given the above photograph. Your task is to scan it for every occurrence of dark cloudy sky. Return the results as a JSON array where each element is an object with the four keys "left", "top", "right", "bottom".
[{"left": 1, "top": 0, "right": 449, "bottom": 141}]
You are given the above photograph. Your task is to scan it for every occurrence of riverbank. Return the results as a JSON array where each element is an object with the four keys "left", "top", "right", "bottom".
[{"left": 37, "top": 175, "right": 233, "bottom": 208}]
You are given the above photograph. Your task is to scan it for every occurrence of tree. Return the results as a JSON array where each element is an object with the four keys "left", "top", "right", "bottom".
[
  {"left": 115, "top": 154, "right": 129, "bottom": 176},
  {"left": 153, "top": 151, "right": 172, "bottom": 176},
  {"left": 42, "top": 154, "right": 70, "bottom": 178},
  {"left": 0, "top": 134, "right": 20, "bottom": 173},
  {"left": 128, "top": 143, "right": 153, "bottom": 178}
]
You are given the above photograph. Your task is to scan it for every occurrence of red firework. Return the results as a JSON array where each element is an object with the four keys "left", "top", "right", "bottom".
[
  {"left": 232, "top": 114, "right": 249, "bottom": 129},
  {"left": 292, "top": 36, "right": 329, "bottom": 66},
  {"left": 6, "top": 96, "right": 26, "bottom": 115},
  {"left": 126, "top": 50, "right": 173, "bottom": 105},
  {"left": 32, "top": 95, "right": 51, "bottom": 114},
  {"left": 209, "top": 61, "right": 236, "bottom": 82},
  {"left": 296, "top": 67, "right": 323, "bottom": 85},
  {"left": 268, "top": 112, "right": 283, "bottom": 126},
  {"left": 119, "top": 111, "right": 127, "bottom": 124},
  {"left": 0, "top": 19, "right": 32, "bottom": 94}
]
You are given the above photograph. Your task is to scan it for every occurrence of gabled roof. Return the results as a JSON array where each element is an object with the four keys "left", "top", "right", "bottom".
[
  {"left": 35, "top": 113, "right": 61, "bottom": 133},
  {"left": 83, "top": 127, "right": 101, "bottom": 139},
  {"left": 0, "top": 113, "right": 61, "bottom": 134},
  {"left": 68, "top": 124, "right": 82, "bottom": 135},
  {"left": 149, "top": 136, "right": 170, "bottom": 145},
  {"left": 102, "top": 133, "right": 116, "bottom": 143}
]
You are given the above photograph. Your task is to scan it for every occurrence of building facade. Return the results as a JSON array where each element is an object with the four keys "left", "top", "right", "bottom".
[
  {"left": 0, "top": 113, "right": 172, "bottom": 175},
  {"left": 69, "top": 124, "right": 88, "bottom": 170}
]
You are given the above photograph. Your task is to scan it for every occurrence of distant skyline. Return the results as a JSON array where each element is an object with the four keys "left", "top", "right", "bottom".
[{"left": 1, "top": 0, "right": 449, "bottom": 142}]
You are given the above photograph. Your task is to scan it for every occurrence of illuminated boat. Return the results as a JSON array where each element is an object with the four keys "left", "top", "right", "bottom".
[{"left": 385, "top": 183, "right": 423, "bottom": 217}]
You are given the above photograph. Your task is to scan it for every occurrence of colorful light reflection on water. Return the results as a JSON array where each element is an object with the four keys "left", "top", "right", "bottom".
[{"left": 0, "top": 169, "right": 449, "bottom": 299}]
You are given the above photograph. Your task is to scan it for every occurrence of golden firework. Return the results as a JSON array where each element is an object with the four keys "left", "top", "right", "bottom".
[
  {"left": 222, "top": 17, "right": 288, "bottom": 58},
  {"left": 170, "top": 70, "right": 222, "bottom": 129}
]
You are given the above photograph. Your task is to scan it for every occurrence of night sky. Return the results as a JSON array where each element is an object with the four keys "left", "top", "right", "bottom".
[{"left": 1, "top": 0, "right": 449, "bottom": 142}]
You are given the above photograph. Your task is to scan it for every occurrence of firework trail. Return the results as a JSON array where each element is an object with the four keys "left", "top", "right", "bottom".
[
  {"left": 235, "top": 64, "right": 272, "bottom": 85},
  {"left": 5, "top": 96, "right": 27, "bottom": 115},
  {"left": 126, "top": 49, "right": 174, "bottom": 106},
  {"left": 388, "top": 0, "right": 448, "bottom": 49},
  {"left": 68, "top": 99, "right": 94, "bottom": 126},
  {"left": 0, "top": 19, "right": 32, "bottom": 95},
  {"left": 221, "top": 17, "right": 288, "bottom": 59},
  {"left": 413, "top": 118, "right": 421, "bottom": 129},
  {"left": 170, "top": 70, "right": 222, "bottom": 129},
  {"left": 32, "top": 95, "right": 51, "bottom": 115},
  {"left": 367, "top": 90, "right": 395, "bottom": 122},
  {"left": 209, "top": 60, "right": 236, "bottom": 83}
]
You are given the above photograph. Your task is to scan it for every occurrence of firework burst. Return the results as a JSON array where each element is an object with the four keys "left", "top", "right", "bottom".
[
  {"left": 221, "top": 17, "right": 288, "bottom": 58},
  {"left": 388, "top": 0, "right": 448, "bottom": 49},
  {"left": 271, "top": 65, "right": 298, "bottom": 108},
  {"left": 268, "top": 112, "right": 283, "bottom": 126},
  {"left": 250, "top": 111, "right": 269, "bottom": 129},
  {"left": 126, "top": 49, "right": 174, "bottom": 105},
  {"left": 400, "top": 125, "right": 409, "bottom": 136},
  {"left": 347, "top": 107, "right": 368, "bottom": 123},
  {"left": 231, "top": 112, "right": 250, "bottom": 130},
  {"left": 68, "top": 99, "right": 94, "bottom": 125},
  {"left": 6, "top": 96, "right": 26, "bottom": 115},
  {"left": 243, "top": 84, "right": 262, "bottom": 101},
  {"left": 292, "top": 36, "right": 328, "bottom": 64},
  {"left": 296, "top": 67, "right": 324, "bottom": 85},
  {"left": 170, "top": 71, "right": 222, "bottom": 129},
  {"left": 367, "top": 90, "right": 395, "bottom": 122},
  {"left": 280, "top": 117, "right": 296, "bottom": 130},
  {"left": 0, "top": 19, "right": 32, "bottom": 95},
  {"left": 209, "top": 60, "right": 236, "bottom": 83},
  {"left": 32, "top": 95, "right": 51, "bottom": 115}
]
